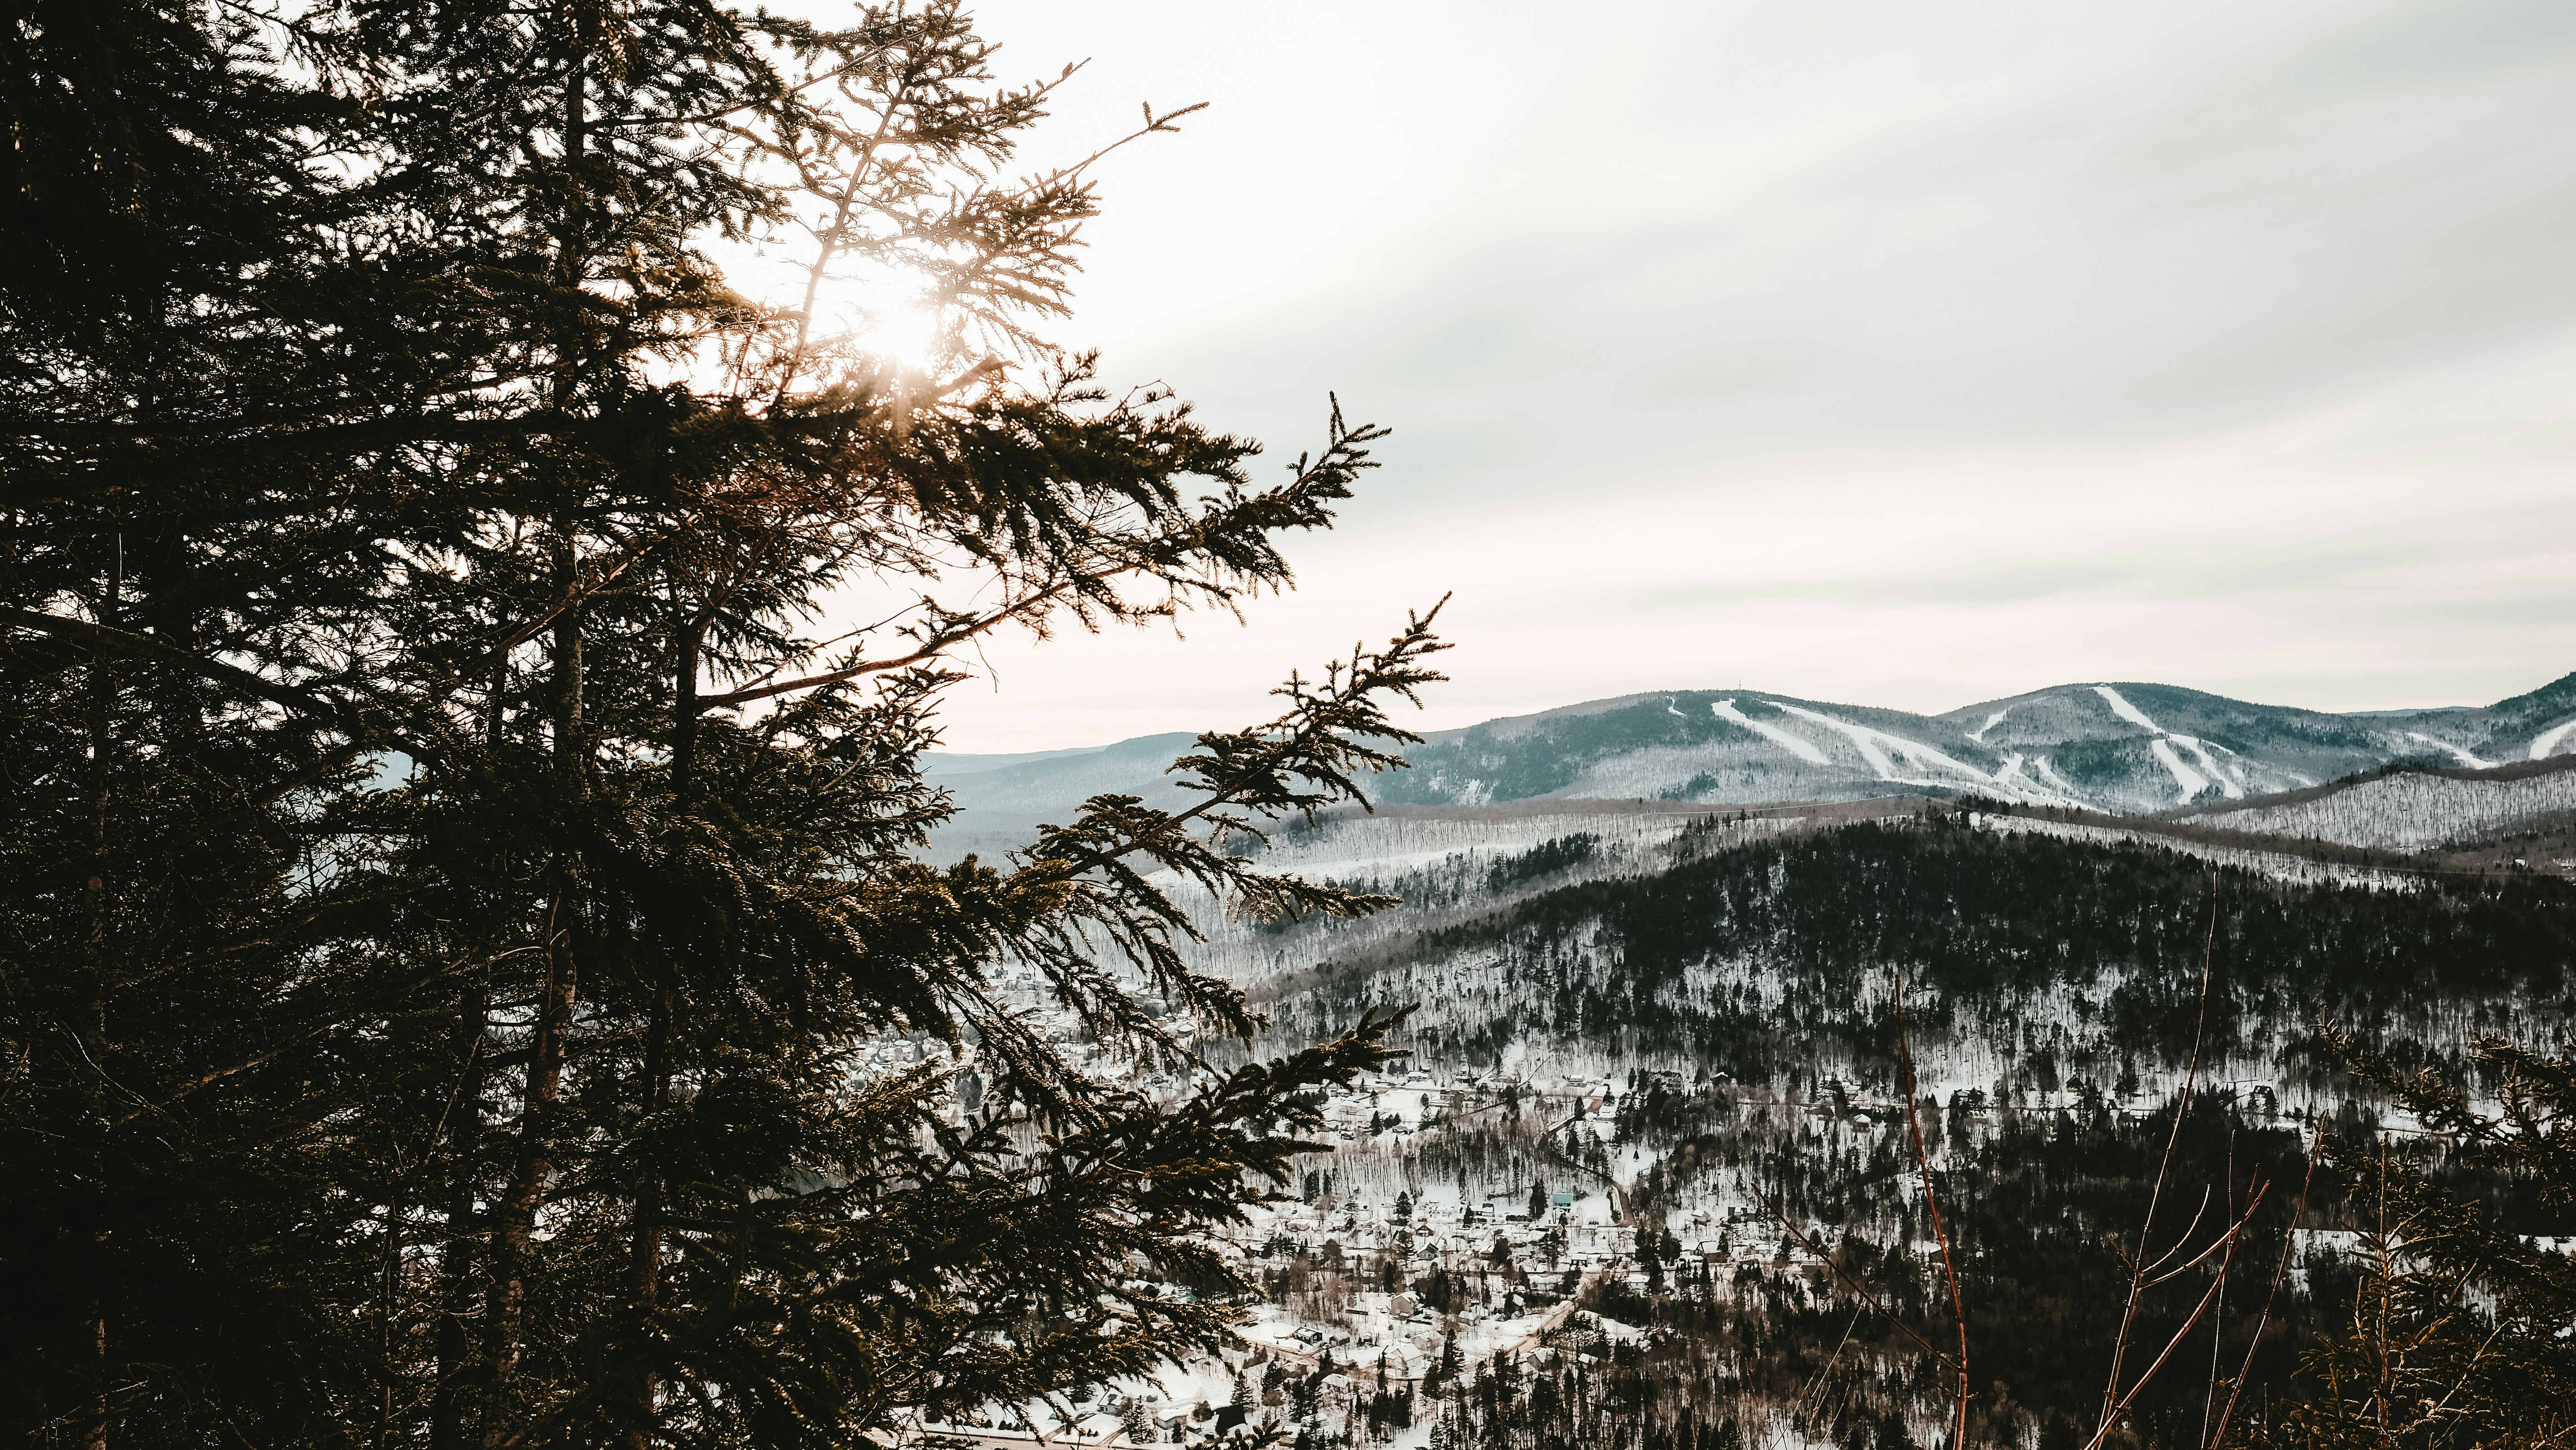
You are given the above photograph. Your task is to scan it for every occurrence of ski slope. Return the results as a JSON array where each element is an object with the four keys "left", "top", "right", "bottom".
[
  {"left": 2532, "top": 719, "right": 2576, "bottom": 761},
  {"left": 2099, "top": 685, "right": 2243, "bottom": 801},
  {"left": 1709, "top": 699, "right": 1830, "bottom": 765}
]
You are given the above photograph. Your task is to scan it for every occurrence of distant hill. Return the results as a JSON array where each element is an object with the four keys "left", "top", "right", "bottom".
[
  {"left": 2170, "top": 753, "right": 2576, "bottom": 854},
  {"left": 924, "top": 671, "right": 2576, "bottom": 857}
]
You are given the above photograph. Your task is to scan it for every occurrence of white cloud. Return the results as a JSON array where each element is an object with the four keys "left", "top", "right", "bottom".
[{"left": 788, "top": 0, "right": 2576, "bottom": 748}]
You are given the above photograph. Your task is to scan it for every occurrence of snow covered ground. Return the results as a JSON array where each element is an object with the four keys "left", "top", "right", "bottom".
[
  {"left": 1969, "top": 812, "right": 2421, "bottom": 890},
  {"left": 2180, "top": 766, "right": 2576, "bottom": 852}
]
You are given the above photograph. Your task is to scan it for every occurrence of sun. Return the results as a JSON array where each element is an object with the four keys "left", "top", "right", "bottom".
[
  {"left": 864, "top": 298, "right": 946, "bottom": 375},
  {"left": 826, "top": 263, "right": 951, "bottom": 377},
  {"left": 716, "top": 237, "right": 959, "bottom": 388}
]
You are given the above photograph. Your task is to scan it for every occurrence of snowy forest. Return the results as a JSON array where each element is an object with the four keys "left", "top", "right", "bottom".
[
  {"left": 1141, "top": 815, "right": 2570, "bottom": 1450},
  {"left": 10, "top": 1, "right": 2576, "bottom": 1449}
]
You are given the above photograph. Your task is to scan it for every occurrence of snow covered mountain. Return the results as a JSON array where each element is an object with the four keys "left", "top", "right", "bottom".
[{"left": 926, "top": 670, "right": 2576, "bottom": 854}]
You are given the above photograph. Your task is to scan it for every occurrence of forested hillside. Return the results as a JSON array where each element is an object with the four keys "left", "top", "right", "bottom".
[
  {"left": 1254, "top": 818, "right": 2570, "bottom": 1086},
  {"left": 1181, "top": 816, "right": 2576, "bottom": 1449},
  {"left": 2176, "top": 756, "right": 2576, "bottom": 851}
]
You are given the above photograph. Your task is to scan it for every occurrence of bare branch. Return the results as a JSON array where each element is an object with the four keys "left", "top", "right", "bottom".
[{"left": 2102, "top": 872, "right": 2225, "bottom": 1428}]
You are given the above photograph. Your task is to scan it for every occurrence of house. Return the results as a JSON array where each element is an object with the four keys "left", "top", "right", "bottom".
[{"left": 893, "top": 1413, "right": 1132, "bottom": 1448}]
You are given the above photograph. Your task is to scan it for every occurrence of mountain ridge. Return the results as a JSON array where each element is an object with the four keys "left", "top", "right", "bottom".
[{"left": 924, "top": 670, "right": 2576, "bottom": 856}]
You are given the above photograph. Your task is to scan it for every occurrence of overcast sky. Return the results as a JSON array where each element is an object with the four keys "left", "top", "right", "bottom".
[{"left": 823, "top": 0, "right": 2576, "bottom": 751}]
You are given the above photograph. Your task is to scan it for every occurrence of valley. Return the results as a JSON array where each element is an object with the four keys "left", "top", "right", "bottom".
[{"left": 919, "top": 670, "right": 2576, "bottom": 1448}]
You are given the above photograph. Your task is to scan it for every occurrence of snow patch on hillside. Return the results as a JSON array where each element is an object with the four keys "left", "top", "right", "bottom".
[{"left": 1248, "top": 812, "right": 1689, "bottom": 881}]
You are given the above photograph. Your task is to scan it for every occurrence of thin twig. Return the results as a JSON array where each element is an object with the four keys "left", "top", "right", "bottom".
[
  {"left": 2201, "top": 1132, "right": 2237, "bottom": 1448},
  {"left": 1765, "top": 1204, "right": 1965, "bottom": 1378},
  {"left": 2102, "top": 872, "right": 2224, "bottom": 1431},
  {"left": 2143, "top": 1190, "right": 2271, "bottom": 1290},
  {"left": 2206, "top": 1115, "right": 2326, "bottom": 1448},
  {"left": 2082, "top": 1198, "right": 2265, "bottom": 1450},
  {"left": 1793, "top": 1305, "right": 1866, "bottom": 1434}
]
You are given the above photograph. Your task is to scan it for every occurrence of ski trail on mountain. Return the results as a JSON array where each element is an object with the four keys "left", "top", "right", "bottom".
[
  {"left": 1709, "top": 700, "right": 1829, "bottom": 765},
  {"left": 2092, "top": 685, "right": 2163, "bottom": 733},
  {"left": 2407, "top": 732, "right": 2491, "bottom": 769},
  {"left": 2032, "top": 756, "right": 2085, "bottom": 800},
  {"left": 1713, "top": 698, "right": 2076, "bottom": 804},
  {"left": 2096, "top": 685, "right": 2204, "bottom": 799},
  {"left": 2531, "top": 720, "right": 2576, "bottom": 760},
  {"left": 1767, "top": 702, "right": 1903, "bottom": 776},
  {"left": 1766, "top": 701, "right": 1988, "bottom": 789},
  {"left": 1967, "top": 709, "right": 2010, "bottom": 743},
  {"left": 2174, "top": 737, "right": 2243, "bottom": 799},
  {"left": 2149, "top": 739, "right": 2209, "bottom": 801},
  {"left": 2094, "top": 684, "right": 2236, "bottom": 801},
  {"left": 1988, "top": 754, "right": 2080, "bottom": 807}
]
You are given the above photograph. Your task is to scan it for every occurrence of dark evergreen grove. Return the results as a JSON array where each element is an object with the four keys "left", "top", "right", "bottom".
[
  {"left": 2, "top": 3, "right": 1442, "bottom": 1447},
  {"left": 1279, "top": 820, "right": 2576, "bottom": 1085}
]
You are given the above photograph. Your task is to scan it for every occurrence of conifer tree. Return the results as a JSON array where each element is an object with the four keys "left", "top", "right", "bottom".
[
  {"left": 2252, "top": 1028, "right": 2576, "bottom": 1448},
  {"left": 1, "top": 4, "right": 1439, "bottom": 1447}
]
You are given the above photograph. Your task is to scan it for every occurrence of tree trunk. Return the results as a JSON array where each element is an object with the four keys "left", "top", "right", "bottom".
[
  {"left": 623, "top": 985, "right": 673, "bottom": 1450},
  {"left": 83, "top": 531, "right": 121, "bottom": 1039},
  {"left": 430, "top": 985, "right": 487, "bottom": 1450},
  {"left": 483, "top": 520, "right": 587, "bottom": 1444},
  {"left": 79, "top": 535, "right": 121, "bottom": 1450},
  {"left": 670, "top": 611, "right": 699, "bottom": 802},
  {"left": 142, "top": 526, "right": 203, "bottom": 746},
  {"left": 378, "top": 1203, "right": 400, "bottom": 1450},
  {"left": 551, "top": 527, "right": 583, "bottom": 790},
  {"left": 82, "top": 1238, "right": 108, "bottom": 1450},
  {"left": 482, "top": 899, "right": 575, "bottom": 1448},
  {"left": 481, "top": 24, "right": 594, "bottom": 1441}
]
